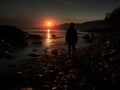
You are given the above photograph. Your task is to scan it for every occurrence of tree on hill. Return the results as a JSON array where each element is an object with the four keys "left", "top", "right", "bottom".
[{"left": 105, "top": 7, "right": 120, "bottom": 27}]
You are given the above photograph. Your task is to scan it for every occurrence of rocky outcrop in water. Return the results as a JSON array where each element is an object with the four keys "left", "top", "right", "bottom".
[
  {"left": 0, "top": 25, "right": 28, "bottom": 47},
  {"left": 0, "top": 25, "right": 28, "bottom": 58}
]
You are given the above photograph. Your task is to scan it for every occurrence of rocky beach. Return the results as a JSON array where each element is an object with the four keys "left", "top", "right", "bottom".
[{"left": 0, "top": 26, "right": 120, "bottom": 90}]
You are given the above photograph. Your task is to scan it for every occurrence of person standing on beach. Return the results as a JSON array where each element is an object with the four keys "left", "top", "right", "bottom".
[{"left": 65, "top": 23, "right": 78, "bottom": 57}]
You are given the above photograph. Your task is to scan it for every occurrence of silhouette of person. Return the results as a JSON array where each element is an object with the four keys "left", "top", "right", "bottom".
[{"left": 65, "top": 23, "right": 78, "bottom": 57}]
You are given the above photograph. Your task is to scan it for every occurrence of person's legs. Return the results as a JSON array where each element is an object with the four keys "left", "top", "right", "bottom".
[
  {"left": 72, "top": 43, "right": 75, "bottom": 56},
  {"left": 68, "top": 43, "right": 71, "bottom": 56}
]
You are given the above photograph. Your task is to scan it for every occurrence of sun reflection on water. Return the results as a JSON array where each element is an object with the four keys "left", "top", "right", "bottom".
[{"left": 46, "top": 29, "right": 52, "bottom": 46}]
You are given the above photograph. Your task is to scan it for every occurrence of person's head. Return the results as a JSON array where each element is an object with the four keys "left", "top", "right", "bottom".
[{"left": 70, "top": 23, "right": 74, "bottom": 28}]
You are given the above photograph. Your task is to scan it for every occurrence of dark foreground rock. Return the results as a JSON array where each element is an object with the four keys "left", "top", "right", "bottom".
[{"left": 0, "top": 25, "right": 28, "bottom": 47}]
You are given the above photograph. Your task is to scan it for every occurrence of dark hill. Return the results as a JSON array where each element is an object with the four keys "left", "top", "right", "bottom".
[{"left": 55, "top": 20, "right": 106, "bottom": 31}]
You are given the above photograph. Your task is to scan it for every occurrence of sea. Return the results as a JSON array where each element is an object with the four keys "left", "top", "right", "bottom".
[{"left": 0, "top": 29, "right": 88, "bottom": 68}]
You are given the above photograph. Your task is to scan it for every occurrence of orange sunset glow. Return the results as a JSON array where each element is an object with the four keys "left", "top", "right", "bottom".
[{"left": 38, "top": 18, "right": 60, "bottom": 28}]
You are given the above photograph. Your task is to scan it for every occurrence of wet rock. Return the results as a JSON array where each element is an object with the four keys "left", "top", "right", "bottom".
[
  {"left": 51, "top": 34, "right": 56, "bottom": 39},
  {"left": 33, "top": 49, "right": 38, "bottom": 52},
  {"left": 51, "top": 49, "right": 58, "bottom": 56},
  {"left": 29, "top": 34, "right": 42, "bottom": 40},
  {"left": 28, "top": 53, "right": 39, "bottom": 57},
  {"left": 51, "top": 86, "right": 57, "bottom": 90}
]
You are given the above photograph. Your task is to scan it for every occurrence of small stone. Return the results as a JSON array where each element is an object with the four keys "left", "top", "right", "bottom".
[
  {"left": 51, "top": 87, "right": 57, "bottom": 90},
  {"left": 58, "top": 72, "right": 65, "bottom": 75}
]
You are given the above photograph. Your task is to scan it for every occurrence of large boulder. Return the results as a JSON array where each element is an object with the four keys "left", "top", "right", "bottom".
[{"left": 0, "top": 25, "right": 28, "bottom": 47}]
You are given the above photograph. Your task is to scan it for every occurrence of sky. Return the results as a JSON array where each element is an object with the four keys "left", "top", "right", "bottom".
[{"left": 0, "top": 0, "right": 120, "bottom": 29}]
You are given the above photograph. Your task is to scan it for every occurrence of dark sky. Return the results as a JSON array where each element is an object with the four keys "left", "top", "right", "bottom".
[{"left": 0, "top": 0, "right": 120, "bottom": 28}]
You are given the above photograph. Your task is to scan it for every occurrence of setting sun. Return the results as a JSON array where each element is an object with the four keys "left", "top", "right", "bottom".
[
  {"left": 42, "top": 19, "right": 56, "bottom": 28},
  {"left": 47, "top": 22, "right": 51, "bottom": 25},
  {"left": 47, "top": 22, "right": 52, "bottom": 27}
]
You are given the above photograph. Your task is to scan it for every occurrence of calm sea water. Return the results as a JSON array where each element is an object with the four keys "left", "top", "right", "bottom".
[
  {"left": 28, "top": 29, "right": 87, "bottom": 48},
  {"left": 0, "top": 29, "right": 87, "bottom": 68}
]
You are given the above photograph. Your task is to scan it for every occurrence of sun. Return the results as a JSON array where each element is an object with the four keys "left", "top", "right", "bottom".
[
  {"left": 44, "top": 20, "right": 55, "bottom": 28},
  {"left": 47, "top": 22, "right": 51, "bottom": 26},
  {"left": 47, "top": 22, "right": 52, "bottom": 27}
]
